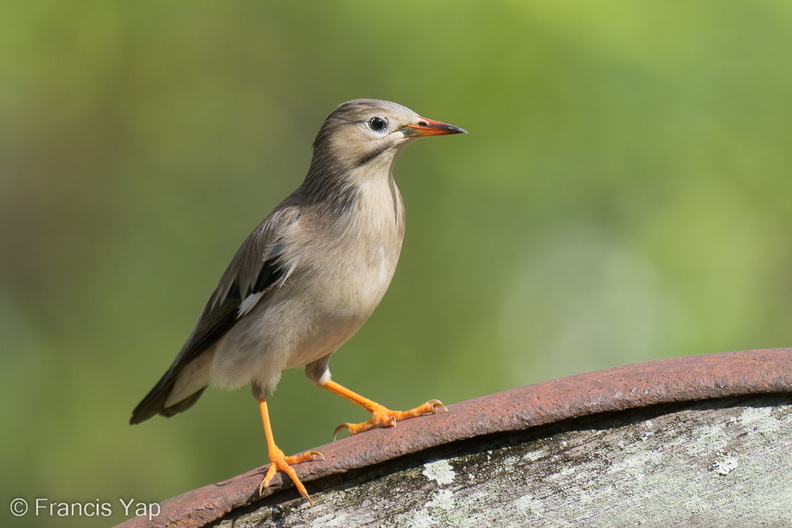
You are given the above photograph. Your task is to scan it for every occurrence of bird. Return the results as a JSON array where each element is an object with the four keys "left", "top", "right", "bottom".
[{"left": 130, "top": 98, "right": 466, "bottom": 503}]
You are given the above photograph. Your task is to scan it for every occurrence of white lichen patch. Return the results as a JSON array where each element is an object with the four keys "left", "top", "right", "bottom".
[
  {"left": 396, "top": 489, "right": 463, "bottom": 527},
  {"left": 606, "top": 449, "right": 663, "bottom": 478},
  {"left": 712, "top": 453, "right": 739, "bottom": 475},
  {"left": 425, "top": 488, "right": 455, "bottom": 510},
  {"left": 739, "top": 406, "right": 780, "bottom": 434},
  {"left": 639, "top": 420, "right": 655, "bottom": 441},
  {"left": 546, "top": 465, "right": 577, "bottom": 482},
  {"left": 513, "top": 493, "right": 546, "bottom": 516},
  {"left": 500, "top": 453, "right": 522, "bottom": 468},
  {"left": 521, "top": 448, "right": 547, "bottom": 462},
  {"left": 501, "top": 447, "right": 548, "bottom": 472},
  {"left": 404, "top": 508, "right": 437, "bottom": 528},
  {"left": 422, "top": 458, "right": 456, "bottom": 486},
  {"left": 678, "top": 420, "right": 731, "bottom": 456}
]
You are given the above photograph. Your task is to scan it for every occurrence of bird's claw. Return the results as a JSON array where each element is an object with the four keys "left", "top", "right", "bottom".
[
  {"left": 333, "top": 399, "right": 447, "bottom": 439},
  {"left": 259, "top": 449, "right": 324, "bottom": 504}
]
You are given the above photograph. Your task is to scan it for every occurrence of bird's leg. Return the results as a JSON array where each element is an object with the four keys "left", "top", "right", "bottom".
[
  {"left": 319, "top": 379, "right": 447, "bottom": 438},
  {"left": 257, "top": 397, "right": 324, "bottom": 504}
]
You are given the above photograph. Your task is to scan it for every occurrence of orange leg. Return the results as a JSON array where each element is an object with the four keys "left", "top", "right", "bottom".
[
  {"left": 257, "top": 397, "right": 324, "bottom": 504},
  {"left": 320, "top": 379, "right": 447, "bottom": 438}
]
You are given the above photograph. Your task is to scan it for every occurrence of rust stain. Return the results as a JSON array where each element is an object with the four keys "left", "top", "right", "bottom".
[{"left": 115, "top": 348, "right": 792, "bottom": 527}]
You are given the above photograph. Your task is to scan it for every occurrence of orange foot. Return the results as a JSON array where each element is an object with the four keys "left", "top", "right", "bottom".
[
  {"left": 334, "top": 398, "right": 448, "bottom": 438},
  {"left": 257, "top": 397, "right": 324, "bottom": 504},
  {"left": 259, "top": 446, "right": 325, "bottom": 503}
]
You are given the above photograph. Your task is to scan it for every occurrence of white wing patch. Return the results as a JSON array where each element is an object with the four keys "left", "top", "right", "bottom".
[{"left": 238, "top": 291, "right": 265, "bottom": 318}]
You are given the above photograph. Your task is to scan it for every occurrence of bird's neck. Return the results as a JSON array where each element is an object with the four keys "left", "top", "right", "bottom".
[
  {"left": 300, "top": 151, "right": 399, "bottom": 216},
  {"left": 297, "top": 155, "right": 354, "bottom": 213}
]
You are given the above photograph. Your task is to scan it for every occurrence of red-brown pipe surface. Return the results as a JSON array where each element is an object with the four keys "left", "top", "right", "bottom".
[{"left": 116, "top": 348, "right": 792, "bottom": 528}]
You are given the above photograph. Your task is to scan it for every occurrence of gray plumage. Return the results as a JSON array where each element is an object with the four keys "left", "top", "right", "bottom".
[{"left": 131, "top": 99, "right": 465, "bottom": 425}]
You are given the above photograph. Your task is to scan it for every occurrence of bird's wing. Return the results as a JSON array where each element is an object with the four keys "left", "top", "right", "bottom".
[
  {"left": 130, "top": 206, "right": 302, "bottom": 423},
  {"left": 178, "top": 205, "right": 302, "bottom": 367}
]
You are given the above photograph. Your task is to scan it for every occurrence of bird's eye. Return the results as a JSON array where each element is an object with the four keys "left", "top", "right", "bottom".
[{"left": 368, "top": 117, "right": 387, "bottom": 132}]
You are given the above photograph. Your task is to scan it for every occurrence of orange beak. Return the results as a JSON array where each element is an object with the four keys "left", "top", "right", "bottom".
[{"left": 404, "top": 117, "right": 467, "bottom": 137}]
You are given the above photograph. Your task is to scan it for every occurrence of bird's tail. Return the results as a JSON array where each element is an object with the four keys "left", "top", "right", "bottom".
[{"left": 129, "top": 372, "right": 207, "bottom": 424}]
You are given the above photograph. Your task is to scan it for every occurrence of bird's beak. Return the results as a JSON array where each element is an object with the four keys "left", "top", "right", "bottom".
[{"left": 403, "top": 117, "right": 467, "bottom": 137}]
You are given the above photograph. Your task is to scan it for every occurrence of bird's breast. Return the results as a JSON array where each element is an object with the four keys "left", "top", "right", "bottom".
[
  {"left": 318, "top": 178, "right": 405, "bottom": 317},
  {"left": 264, "top": 178, "right": 404, "bottom": 370}
]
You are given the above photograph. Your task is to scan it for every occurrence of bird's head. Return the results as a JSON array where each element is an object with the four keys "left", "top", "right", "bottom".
[{"left": 310, "top": 99, "right": 466, "bottom": 174}]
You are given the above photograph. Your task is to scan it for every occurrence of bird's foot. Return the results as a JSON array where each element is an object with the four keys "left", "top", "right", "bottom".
[
  {"left": 334, "top": 399, "right": 447, "bottom": 438},
  {"left": 259, "top": 446, "right": 324, "bottom": 504}
]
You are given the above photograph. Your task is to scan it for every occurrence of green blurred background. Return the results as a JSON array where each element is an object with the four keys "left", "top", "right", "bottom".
[{"left": 3, "top": 1, "right": 792, "bottom": 525}]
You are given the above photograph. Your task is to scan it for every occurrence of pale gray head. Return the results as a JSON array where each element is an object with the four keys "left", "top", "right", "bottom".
[{"left": 308, "top": 99, "right": 466, "bottom": 178}]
